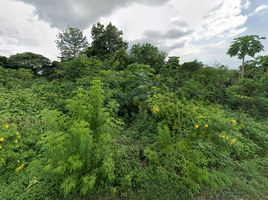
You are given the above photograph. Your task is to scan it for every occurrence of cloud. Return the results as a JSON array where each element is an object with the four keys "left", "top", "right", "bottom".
[
  {"left": 14, "top": 0, "right": 171, "bottom": 29},
  {"left": 249, "top": 4, "right": 268, "bottom": 16},
  {"left": 127, "top": 28, "right": 191, "bottom": 53},
  {"left": 200, "top": 0, "right": 247, "bottom": 40},
  {"left": 0, "top": 0, "right": 59, "bottom": 60},
  {"left": 243, "top": 0, "right": 250, "bottom": 9},
  {"left": 143, "top": 29, "right": 193, "bottom": 40}
]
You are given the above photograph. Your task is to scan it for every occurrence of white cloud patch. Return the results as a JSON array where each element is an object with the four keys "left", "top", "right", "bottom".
[
  {"left": 243, "top": 0, "right": 250, "bottom": 9},
  {"left": 249, "top": 4, "right": 268, "bottom": 16}
]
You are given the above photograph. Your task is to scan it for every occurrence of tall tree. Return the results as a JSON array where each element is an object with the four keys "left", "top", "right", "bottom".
[
  {"left": 87, "top": 22, "right": 128, "bottom": 60},
  {"left": 7, "top": 52, "right": 51, "bottom": 75},
  {"left": 130, "top": 43, "right": 167, "bottom": 74},
  {"left": 226, "top": 35, "right": 265, "bottom": 78},
  {"left": 55, "top": 27, "right": 89, "bottom": 61}
]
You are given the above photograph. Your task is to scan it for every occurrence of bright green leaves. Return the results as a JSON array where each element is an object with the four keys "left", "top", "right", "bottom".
[
  {"left": 40, "top": 79, "right": 118, "bottom": 195},
  {"left": 81, "top": 174, "right": 96, "bottom": 195},
  {"left": 157, "top": 125, "right": 172, "bottom": 155}
]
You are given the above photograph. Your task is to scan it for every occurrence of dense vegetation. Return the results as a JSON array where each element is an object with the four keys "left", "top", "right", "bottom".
[{"left": 0, "top": 22, "right": 268, "bottom": 200}]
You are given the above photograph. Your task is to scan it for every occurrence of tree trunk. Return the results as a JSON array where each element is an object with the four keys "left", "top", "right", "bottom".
[{"left": 241, "top": 56, "right": 245, "bottom": 79}]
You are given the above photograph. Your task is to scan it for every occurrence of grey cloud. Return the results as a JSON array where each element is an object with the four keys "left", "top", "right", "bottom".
[
  {"left": 203, "top": 1, "right": 224, "bottom": 19},
  {"left": 14, "top": 0, "right": 171, "bottom": 29},
  {"left": 172, "top": 20, "right": 189, "bottom": 27},
  {"left": 128, "top": 28, "right": 187, "bottom": 53},
  {"left": 143, "top": 29, "right": 192, "bottom": 40},
  {"left": 165, "top": 29, "right": 193, "bottom": 39}
]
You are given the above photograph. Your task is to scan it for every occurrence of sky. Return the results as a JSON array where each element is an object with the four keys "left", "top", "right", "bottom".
[{"left": 0, "top": 0, "right": 268, "bottom": 69}]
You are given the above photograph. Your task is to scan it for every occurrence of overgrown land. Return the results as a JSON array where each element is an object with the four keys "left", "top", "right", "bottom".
[{"left": 0, "top": 22, "right": 268, "bottom": 200}]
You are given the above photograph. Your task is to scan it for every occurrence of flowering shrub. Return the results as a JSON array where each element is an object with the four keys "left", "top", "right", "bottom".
[{"left": 0, "top": 123, "right": 24, "bottom": 172}]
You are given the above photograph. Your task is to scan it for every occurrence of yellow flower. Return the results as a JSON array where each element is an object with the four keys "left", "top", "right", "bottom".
[
  {"left": 16, "top": 145, "right": 19, "bottom": 148},
  {"left": 18, "top": 136, "right": 21, "bottom": 138},
  {"left": 16, "top": 132, "right": 19, "bottom": 135},
  {"left": 5, "top": 124, "right": 9, "bottom": 128},
  {"left": 205, "top": 124, "right": 208, "bottom": 127},
  {"left": 159, "top": 102, "right": 163, "bottom": 104},
  {"left": 0, "top": 137, "right": 4, "bottom": 142},
  {"left": 18, "top": 160, "right": 20, "bottom": 162},
  {"left": 155, "top": 107, "right": 159, "bottom": 111},
  {"left": 226, "top": 137, "right": 229, "bottom": 140},
  {"left": 0, "top": 146, "right": 2, "bottom": 148},
  {"left": 232, "top": 120, "right": 236, "bottom": 123},
  {"left": 219, "top": 135, "right": 221, "bottom": 137},
  {"left": 222, "top": 136, "right": 225, "bottom": 138},
  {"left": 15, "top": 140, "right": 18, "bottom": 143},
  {"left": 11, "top": 134, "right": 13, "bottom": 136},
  {"left": 230, "top": 139, "right": 236, "bottom": 145},
  {"left": 195, "top": 125, "right": 199, "bottom": 128},
  {"left": 42, "top": 137, "right": 44, "bottom": 139}
]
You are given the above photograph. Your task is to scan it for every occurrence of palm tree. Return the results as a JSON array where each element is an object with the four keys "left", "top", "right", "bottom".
[{"left": 227, "top": 35, "right": 265, "bottom": 78}]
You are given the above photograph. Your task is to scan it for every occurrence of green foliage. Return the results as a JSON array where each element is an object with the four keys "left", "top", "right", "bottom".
[
  {"left": 254, "top": 55, "right": 268, "bottom": 81},
  {"left": 55, "top": 26, "right": 89, "bottom": 61},
  {"left": 7, "top": 52, "right": 51, "bottom": 75},
  {"left": 227, "top": 35, "right": 266, "bottom": 78},
  {"left": 40, "top": 79, "right": 122, "bottom": 196},
  {"left": 130, "top": 43, "right": 167, "bottom": 74},
  {"left": 56, "top": 56, "right": 102, "bottom": 82},
  {"left": 225, "top": 78, "right": 268, "bottom": 118},
  {"left": 87, "top": 22, "right": 128, "bottom": 61},
  {"left": 1, "top": 32, "right": 268, "bottom": 199}
]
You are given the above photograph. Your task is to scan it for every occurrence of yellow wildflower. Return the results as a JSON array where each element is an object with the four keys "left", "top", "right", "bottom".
[
  {"left": 18, "top": 160, "right": 20, "bottom": 163},
  {"left": 16, "top": 163, "right": 25, "bottom": 172},
  {"left": 5, "top": 124, "right": 9, "bottom": 128},
  {"left": 205, "top": 124, "right": 208, "bottom": 127},
  {"left": 0, "top": 137, "right": 4, "bottom": 141},
  {"left": 16, "top": 145, "right": 19, "bottom": 148},
  {"left": 219, "top": 135, "right": 221, "bottom": 137},
  {"left": 0, "top": 146, "right": 2, "bottom": 148},
  {"left": 15, "top": 140, "right": 18, "bottom": 143},
  {"left": 16, "top": 132, "right": 19, "bottom": 135},
  {"left": 226, "top": 137, "right": 229, "bottom": 140},
  {"left": 230, "top": 139, "right": 236, "bottom": 145},
  {"left": 11, "top": 134, "right": 13, "bottom": 136},
  {"left": 232, "top": 120, "right": 236, "bottom": 123},
  {"left": 222, "top": 136, "right": 225, "bottom": 138},
  {"left": 42, "top": 137, "right": 44, "bottom": 139},
  {"left": 18, "top": 136, "right": 21, "bottom": 138},
  {"left": 155, "top": 107, "right": 159, "bottom": 111},
  {"left": 195, "top": 125, "right": 199, "bottom": 128}
]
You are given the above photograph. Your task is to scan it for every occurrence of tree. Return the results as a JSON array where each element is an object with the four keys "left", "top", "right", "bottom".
[
  {"left": 0, "top": 56, "right": 8, "bottom": 67},
  {"left": 55, "top": 27, "right": 89, "bottom": 61},
  {"left": 254, "top": 55, "right": 268, "bottom": 82},
  {"left": 7, "top": 52, "right": 51, "bottom": 75},
  {"left": 130, "top": 43, "right": 167, "bottom": 74},
  {"left": 87, "top": 22, "right": 128, "bottom": 60},
  {"left": 226, "top": 35, "right": 265, "bottom": 78}
]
